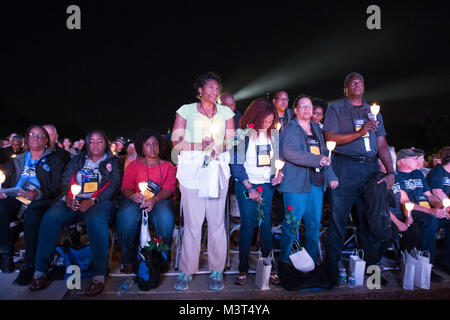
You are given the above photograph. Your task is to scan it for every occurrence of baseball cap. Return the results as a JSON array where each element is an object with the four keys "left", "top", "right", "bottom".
[{"left": 396, "top": 148, "right": 422, "bottom": 161}]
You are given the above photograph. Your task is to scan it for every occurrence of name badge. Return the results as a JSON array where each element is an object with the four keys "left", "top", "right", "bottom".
[
  {"left": 354, "top": 119, "right": 369, "bottom": 137},
  {"left": 310, "top": 146, "right": 320, "bottom": 155},
  {"left": 257, "top": 144, "right": 271, "bottom": 167},
  {"left": 144, "top": 178, "right": 162, "bottom": 200},
  {"left": 419, "top": 201, "right": 431, "bottom": 209},
  {"left": 83, "top": 181, "right": 99, "bottom": 193}
]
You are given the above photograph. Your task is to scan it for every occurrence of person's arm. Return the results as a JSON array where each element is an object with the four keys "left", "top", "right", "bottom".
[
  {"left": 171, "top": 113, "right": 212, "bottom": 152},
  {"left": 431, "top": 188, "right": 448, "bottom": 204},
  {"left": 390, "top": 211, "right": 408, "bottom": 232},
  {"left": 376, "top": 136, "right": 395, "bottom": 189},
  {"left": 424, "top": 190, "right": 446, "bottom": 210}
]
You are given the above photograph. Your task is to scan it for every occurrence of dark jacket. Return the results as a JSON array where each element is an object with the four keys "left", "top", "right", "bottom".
[
  {"left": 277, "top": 119, "right": 338, "bottom": 193},
  {"left": 53, "top": 145, "right": 72, "bottom": 166},
  {"left": 61, "top": 150, "right": 122, "bottom": 202},
  {"left": 2, "top": 149, "right": 65, "bottom": 201}
]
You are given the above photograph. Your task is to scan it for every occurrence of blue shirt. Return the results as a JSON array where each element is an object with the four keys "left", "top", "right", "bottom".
[
  {"left": 15, "top": 152, "right": 42, "bottom": 190},
  {"left": 426, "top": 165, "right": 450, "bottom": 196},
  {"left": 323, "top": 98, "right": 386, "bottom": 157}
]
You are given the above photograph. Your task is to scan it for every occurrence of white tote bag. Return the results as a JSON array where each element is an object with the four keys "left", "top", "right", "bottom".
[
  {"left": 411, "top": 248, "right": 432, "bottom": 290},
  {"left": 349, "top": 249, "right": 366, "bottom": 286},
  {"left": 197, "top": 159, "right": 220, "bottom": 198},
  {"left": 401, "top": 250, "right": 417, "bottom": 290},
  {"left": 255, "top": 251, "right": 273, "bottom": 290},
  {"left": 289, "top": 241, "right": 315, "bottom": 273},
  {"left": 139, "top": 210, "right": 151, "bottom": 250}
]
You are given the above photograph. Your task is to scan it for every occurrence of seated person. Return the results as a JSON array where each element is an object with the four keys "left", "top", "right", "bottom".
[
  {"left": 392, "top": 148, "right": 447, "bottom": 282},
  {"left": 115, "top": 129, "right": 176, "bottom": 274},
  {"left": 30, "top": 129, "right": 122, "bottom": 296},
  {"left": 426, "top": 146, "right": 450, "bottom": 274},
  {"left": 0, "top": 125, "right": 64, "bottom": 286}
]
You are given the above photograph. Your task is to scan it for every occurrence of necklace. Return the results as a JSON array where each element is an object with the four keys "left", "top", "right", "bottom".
[{"left": 199, "top": 102, "right": 215, "bottom": 119}]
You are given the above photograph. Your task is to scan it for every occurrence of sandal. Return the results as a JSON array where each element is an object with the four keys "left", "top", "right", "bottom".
[
  {"left": 270, "top": 272, "right": 280, "bottom": 285},
  {"left": 235, "top": 272, "right": 248, "bottom": 285}
]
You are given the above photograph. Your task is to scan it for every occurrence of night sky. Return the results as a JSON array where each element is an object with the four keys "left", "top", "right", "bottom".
[{"left": 1, "top": 1, "right": 449, "bottom": 150}]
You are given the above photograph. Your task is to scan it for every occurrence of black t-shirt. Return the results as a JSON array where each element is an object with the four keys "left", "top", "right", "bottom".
[
  {"left": 393, "top": 169, "right": 431, "bottom": 206},
  {"left": 426, "top": 164, "right": 450, "bottom": 196},
  {"left": 306, "top": 133, "right": 324, "bottom": 187}
]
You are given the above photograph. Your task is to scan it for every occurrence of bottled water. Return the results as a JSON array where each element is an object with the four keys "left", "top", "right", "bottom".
[
  {"left": 116, "top": 278, "right": 134, "bottom": 296},
  {"left": 338, "top": 268, "right": 347, "bottom": 288}
]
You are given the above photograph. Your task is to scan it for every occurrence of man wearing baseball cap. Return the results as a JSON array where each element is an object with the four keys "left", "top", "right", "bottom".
[{"left": 393, "top": 148, "right": 447, "bottom": 282}]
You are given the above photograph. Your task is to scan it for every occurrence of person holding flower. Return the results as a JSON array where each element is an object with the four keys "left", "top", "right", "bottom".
[
  {"left": 171, "top": 72, "right": 235, "bottom": 291},
  {"left": 230, "top": 98, "right": 283, "bottom": 285},
  {"left": 116, "top": 128, "right": 176, "bottom": 274},
  {"left": 277, "top": 94, "right": 339, "bottom": 268}
]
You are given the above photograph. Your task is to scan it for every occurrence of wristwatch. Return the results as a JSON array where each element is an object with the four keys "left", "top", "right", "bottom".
[{"left": 387, "top": 171, "right": 397, "bottom": 176}]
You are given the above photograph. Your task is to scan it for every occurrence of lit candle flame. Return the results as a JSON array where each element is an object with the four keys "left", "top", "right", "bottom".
[
  {"left": 210, "top": 124, "right": 219, "bottom": 136},
  {"left": 326, "top": 141, "right": 336, "bottom": 158},
  {"left": 275, "top": 122, "right": 281, "bottom": 130},
  {"left": 443, "top": 198, "right": 450, "bottom": 210},
  {"left": 138, "top": 182, "right": 148, "bottom": 195},
  {"left": 71, "top": 184, "right": 82, "bottom": 197},
  {"left": 405, "top": 202, "right": 414, "bottom": 218},
  {"left": 0, "top": 170, "right": 5, "bottom": 188},
  {"left": 275, "top": 159, "right": 285, "bottom": 177},
  {"left": 370, "top": 103, "right": 380, "bottom": 116}
]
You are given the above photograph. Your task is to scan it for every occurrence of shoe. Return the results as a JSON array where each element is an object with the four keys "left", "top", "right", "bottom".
[
  {"left": 271, "top": 224, "right": 282, "bottom": 234},
  {"left": 13, "top": 265, "right": 34, "bottom": 286},
  {"left": 235, "top": 272, "right": 248, "bottom": 285},
  {"left": 174, "top": 272, "right": 192, "bottom": 291},
  {"left": 122, "top": 264, "right": 134, "bottom": 274},
  {"left": 269, "top": 272, "right": 281, "bottom": 285},
  {"left": 0, "top": 253, "right": 15, "bottom": 273},
  {"left": 85, "top": 280, "right": 104, "bottom": 296},
  {"left": 209, "top": 271, "right": 224, "bottom": 291},
  {"left": 29, "top": 276, "right": 47, "bottom": 291},
  {"left": 431, "top": 270, "right": 443, "bottom": 283}
]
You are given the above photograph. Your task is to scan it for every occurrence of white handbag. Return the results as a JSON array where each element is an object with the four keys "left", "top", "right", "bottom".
[
  {"left": 401, "top": 249, "right": 417, "bottom": 290},
  {"left": 289, "top": 241, "right": 315, "bottom": 272},
  {"left": 255, "top": 251, "right": 273, "bottom": 290},
  {"left": 349, "top": 249, "right": 366, "bottom": 286},
  {"left": 139, "top": 210, "right": 151, "bottom": 250},
  {"left": 411, "top": 248, "right": 432, "bottom": 290}
]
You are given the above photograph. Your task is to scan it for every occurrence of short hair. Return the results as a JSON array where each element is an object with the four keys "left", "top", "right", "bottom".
[
  {"left": 11, "top": 135, "right": 23, "bottom": 143},
  {"left": 291, "top": 94, "right": 312, "bottom": 110},
  {"left": 311, "top": 98, "right": 328, "bottom": 113},
  {"left": 343, "top": 72, "right": 364, "bottom": 89},
  {"left": 43, "top": 124, "right": 58, "bottom": 135},
  {"left": 439, "top": 146, "right": 450, "bottom": 165},
  {"left": 193, "top": 72, "right": 222, "bottom": 99},
  {"left": 84, "top": 129, "right": 110, "bottom": 157},
  {"left": 135, "top": 128, "right": 164, "bottom": 158},
  {"left": 24, "top": 125, "right": 50, "bottom": 149},
  {"left": 239, "top": 98, "right": 279, "bottom": 137}
]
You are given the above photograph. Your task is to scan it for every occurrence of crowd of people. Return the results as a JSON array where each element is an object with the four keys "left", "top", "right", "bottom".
[{"left": 0, "top": 71, "right": 449, "bottom": 296}]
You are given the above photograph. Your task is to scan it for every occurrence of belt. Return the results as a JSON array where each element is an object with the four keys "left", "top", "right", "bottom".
[{"left": 333, "top": 152, "right": 378, "bottom": 163}]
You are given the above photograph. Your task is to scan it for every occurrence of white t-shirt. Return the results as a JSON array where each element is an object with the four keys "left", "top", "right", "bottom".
[{"left": 244, "top": 133, "right": 273, "bottom": 184}]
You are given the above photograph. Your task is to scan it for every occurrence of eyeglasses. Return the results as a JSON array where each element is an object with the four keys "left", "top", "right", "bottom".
[
  {"left": 28, "top": 133, "right": 46, "bottom": 139},
  {"left": 298, "top": 104, "right": 313, "bottom": 109}
]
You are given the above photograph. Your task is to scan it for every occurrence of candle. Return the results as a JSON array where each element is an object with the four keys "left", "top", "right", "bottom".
[
  {"left": 138, "top": 182, "right": 148, "bottom": 196},
  {"left": 274, "top": 159, "right": 285, "bottom": 177},
  {"left": 0, "top": 170, "right": 5, "bottom": 189},
  {"left": 210, "top": 124, "right": 219, "bottom": 137},
  {"left": 326, "top": 141, "right": 336, "bottom": 158},
  {"left": 405, "top": 202, "right": 414, "bottom": 218},
  {"left": 71, "top": 184, "right": 82, "bottom": 199},
  {"left": 370, "top": 103, "right": 380, "bottom": 117},
  {"left": 443, "top": 198, "right": 450, "bottom": 211},
  {"left": 275, "top": 122, "right": 282, "bottom": 131}
]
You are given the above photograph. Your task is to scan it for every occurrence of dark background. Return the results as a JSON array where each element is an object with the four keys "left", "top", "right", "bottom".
[{"left": 1, "top": 1, "right": 449, "bottom": 153}]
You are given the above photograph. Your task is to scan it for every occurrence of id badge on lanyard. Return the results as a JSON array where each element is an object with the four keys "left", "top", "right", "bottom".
[
  {"left": 354, "top": 118, "right": 371, "bottom": 152},
  {"left": 256, "top": 144, "right": 271, "bottom": 167},
  {"left": 143, "top": 178, "right": 162, "bottom": 200},
  {"left": 307, "top": 137, "right": 321, "bottom": 172},
  {"left": 80, "top": 169, "right": 99, "bottom": 194}
]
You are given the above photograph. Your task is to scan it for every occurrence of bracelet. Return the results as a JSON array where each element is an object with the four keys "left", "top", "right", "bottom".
[
  {"left": 387, "top": 171, "right": 397, "bottom": 176},
  {"left": 247, "top": 186, "right": 257, "bottom": 194},
  {"left": 243, "top": 180, "right": 251, "bottom": 188}
]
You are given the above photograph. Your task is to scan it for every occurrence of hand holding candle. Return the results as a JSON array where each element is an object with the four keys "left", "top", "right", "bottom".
[
  {"left": 405, "top": 201, "right": 414, "bottom": 218},
  {"left": 138, "top": 182, "right": 148, "bottom": 196},
  {"left": 275, "top": 122, "right": 281, "bottom": 131},
  {"left": 443, "top": 198, "right": 450, "bottom": 217},
  {"left": 326, "top": 141, "right": 336, "bottom": 159},
  {"left": 71, "top": 184, "right": 81, "bottom": 197}
]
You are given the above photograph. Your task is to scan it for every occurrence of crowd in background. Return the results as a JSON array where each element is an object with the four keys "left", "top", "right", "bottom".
[{"left": 0, "top": 71, "right": 449, "bottom": 297}]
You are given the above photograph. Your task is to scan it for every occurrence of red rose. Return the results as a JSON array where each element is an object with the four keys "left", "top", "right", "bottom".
[
  {"left": 155, "top": 237, "right": 162, "bottom": 244},
  {"left": 248, "top": 123, "right": 255, "bottom": 129},
  {"left": 287, "top": 205, "right": 293, "bottom": 211},
  {"left": 256, "top": 186, "right": 263, "bottom": 193}
]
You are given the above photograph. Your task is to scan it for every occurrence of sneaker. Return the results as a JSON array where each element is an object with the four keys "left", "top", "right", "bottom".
[
  {"left": 13, "top": 265, "right": 34, "bottom": 286},
  {"left": 209, "top": 271, "right": 224, "bottom": 291},
  {"left": 271, "top": 224, "right": 282, "bottom": 234},
  {"left": 174, "top": 272, "right": 192, "bottom": 291},
  {"left": 431, "top": 270, "right": 443, "bottom": 283}
]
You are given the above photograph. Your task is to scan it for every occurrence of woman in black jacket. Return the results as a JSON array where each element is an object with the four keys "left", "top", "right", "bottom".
[
  {"left": 0, "top": 125, "right": 65, "bottom": 285},
  {"left": 30, "top": 129, "right": 122, "bottom": 296}
]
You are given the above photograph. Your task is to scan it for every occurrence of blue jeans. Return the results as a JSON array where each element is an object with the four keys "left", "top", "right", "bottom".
[
  {"left": 0, "top": 197, "right": 52, "bottom": 266},
  {"left": 35, "top": 200, "right": 115, "bottom": 276},
  {"left": 115, "top": 198, "right": 175, "bottom": 265},
  {"left": 235, "top": 182, "right": 274, "bottom": 273},
  {"left": 279, "top": 187, "right": 324, "bottom": 264}
]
